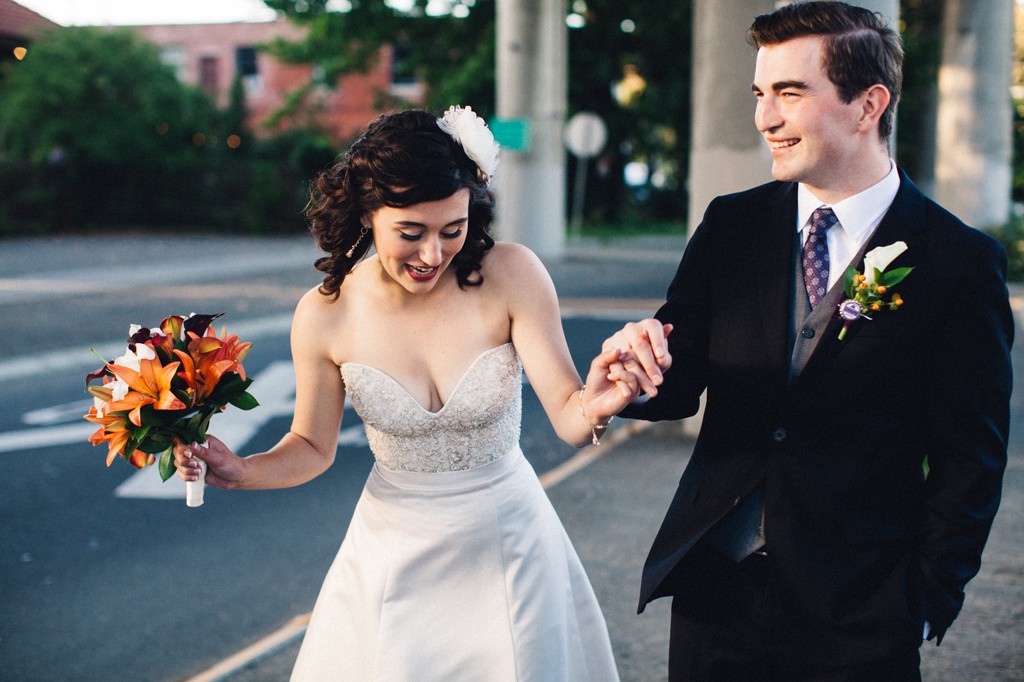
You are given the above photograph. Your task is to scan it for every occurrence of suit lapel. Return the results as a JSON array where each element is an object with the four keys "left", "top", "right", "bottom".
[
  {"left": 795, "top": 169, "right": 929, "bottom": 380},
  {"left": 757, "top": 183, "right": 799, "bottom": 380}
]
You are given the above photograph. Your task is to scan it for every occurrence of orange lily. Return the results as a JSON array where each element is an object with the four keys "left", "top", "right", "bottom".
[
  {"left": 160, "top": 315, "right": 185, "bottom": 341},
  {"left": 105, "top": 355, "right": 186, "bottom": 426},
  {"left": 146, "top": 316, "right": 185, "bottom": 357},
  {"left": 183, "top": 328, "right": 252, "bottom": 401},
  {"left": 171, "top": 348, "right": 199, "bottom": 405},
  {"left": 84, "top": 407, "right": 150, "bottom": 467},
  {"left": 85, "top": 406, "right": 130, "bottom": 465}
]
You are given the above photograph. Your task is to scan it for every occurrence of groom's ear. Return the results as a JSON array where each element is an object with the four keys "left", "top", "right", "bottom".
[{"left": 856, "top": 84, "right": 891, "bottom": 136}]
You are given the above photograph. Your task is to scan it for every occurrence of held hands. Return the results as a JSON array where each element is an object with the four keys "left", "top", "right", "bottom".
[
  {"left": 172, "top": 435, "right": 245, "bottom": 489},
  {"left": 580, "top": 320, "right": 673, "bottom": 425},
  {"left": 603, "top": 319, "right": 672, "bottom": 398}
]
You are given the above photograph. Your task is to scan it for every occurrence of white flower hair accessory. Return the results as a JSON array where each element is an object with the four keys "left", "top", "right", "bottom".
[{"left": 437, "top": 105, "right": 500, "bottom": 183}]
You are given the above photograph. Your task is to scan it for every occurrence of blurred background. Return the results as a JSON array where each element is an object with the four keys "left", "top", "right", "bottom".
[
  {"left": 0, "top": 0, "right": 1021, "bottom": 277},
  {"left": 2, "top": 3, "right": 1023, "bottom": 680}
]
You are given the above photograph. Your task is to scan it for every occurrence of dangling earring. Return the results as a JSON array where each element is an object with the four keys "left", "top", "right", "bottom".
[{"left": 346, "top": 223, "right": 370, "bottom": 258}]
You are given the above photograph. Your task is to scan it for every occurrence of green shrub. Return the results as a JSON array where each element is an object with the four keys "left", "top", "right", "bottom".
[{"left": 985, "top": 219, "right": 1024, "bottom": 283}]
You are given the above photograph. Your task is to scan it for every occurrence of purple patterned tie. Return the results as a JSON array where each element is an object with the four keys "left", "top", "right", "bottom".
[{"left": 803, "top": 207, "right": 838, "bottom": 308}]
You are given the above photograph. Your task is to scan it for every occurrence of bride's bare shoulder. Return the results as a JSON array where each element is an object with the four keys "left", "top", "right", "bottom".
[
  {"left": 483, "top": 241, "right": 547, "bottom": 281},
  {"left": 292, "top": 278, "right": 359, "bottom": 334}
]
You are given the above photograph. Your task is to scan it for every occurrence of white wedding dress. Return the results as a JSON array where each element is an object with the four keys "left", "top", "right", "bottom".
[{"left": 290, "top": 343, "right": 620, "bottom": 681}]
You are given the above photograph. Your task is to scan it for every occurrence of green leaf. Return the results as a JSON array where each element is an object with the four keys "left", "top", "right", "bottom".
[
  {"left": 228, "top": 391, "right": 260, "bottom": 411},
  {"left": 843, "top": 266, "right": 857, "bottom": 297},
  {"left": 880, "top": 266, "right": 913, "bottom": 288},
  {"left": 194, "top": 410, "right": 215, "bottom": 444},
  {"left": 138, "top": 433, "right": 173, "bottom": 454},
  {"left": 124, "top": 432, "right": 142, "bottom": 459},
  {"left": 181, "top": 411, "right": 208, "bottom": 443},
  {"left": 158, "top": 447, "right": 176, "bottom": 482},
  {"left": 209, "top": 373, "right": 251, "bottom": 404}
]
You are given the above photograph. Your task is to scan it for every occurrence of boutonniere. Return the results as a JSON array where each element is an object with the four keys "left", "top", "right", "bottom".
[{"left": 836, "top": 241, "right": 913, "bottom": 340}]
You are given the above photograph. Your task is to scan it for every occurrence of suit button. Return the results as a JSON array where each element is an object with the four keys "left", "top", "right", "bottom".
[
  {"left": 772, "top": 427, "right": 787, "bottom": 443},
  {"left": 801, "top": 328, "right": 815, "bottom": 339}
]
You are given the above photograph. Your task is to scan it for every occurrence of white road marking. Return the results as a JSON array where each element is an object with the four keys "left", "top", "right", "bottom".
[
  {"left": 22, "top": 399, "right": 95, "bottom": 426},
  {"left": 337, "top": 425, "right": 368, "bottom": 447},
  {"left": 3, "top": 359, "right": 365, "bottom": 476},
  {"left": 115, "top": 360, "right": 298, "bottom": 499},
  {"left": 0, "top": 313, "right": 294, "bottom": 382},
  {"left": 0, "top": 422, "right": 97, "bottom": 453},
  {"left": 0, "top": 246, "right": 316, "bottom": 305}
]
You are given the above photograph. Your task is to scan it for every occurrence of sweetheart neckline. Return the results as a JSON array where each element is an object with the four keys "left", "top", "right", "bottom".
[{"left": 341, "top": 342, "right": 516, "bottom": 416}]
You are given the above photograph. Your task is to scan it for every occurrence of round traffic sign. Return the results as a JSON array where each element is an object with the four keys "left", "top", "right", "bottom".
[{"left": 563, "top": 111, "right": 607, "bottom": 159}]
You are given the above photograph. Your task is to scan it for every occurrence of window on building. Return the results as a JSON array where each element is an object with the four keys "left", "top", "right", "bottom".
[
  {"left": 159, "top": 45, "right": 187, "bottom": 81},
  {"left": 391, "top": 41, "right": 416, "bottom": 86},
  {"left": 200, "top": 55, "right": 220, "bottom": 93},
  {"left": 235, "top": 46, "right": 262, "bottom": 94},
  {"left": 389, "top": 41, "right": 423, "bottom": 101}
]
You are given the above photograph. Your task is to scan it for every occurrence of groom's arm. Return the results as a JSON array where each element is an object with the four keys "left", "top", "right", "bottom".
[
  {"left": 920, "top": 234, "right": 1014, "bottom": 643},
  {"left": 619, "top": 203, "right": 718, "bottom": 423}
]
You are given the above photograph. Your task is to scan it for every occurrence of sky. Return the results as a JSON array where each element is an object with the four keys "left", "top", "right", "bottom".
[{"left": 15, "top": 0, "right": 281, "bottom": 26}]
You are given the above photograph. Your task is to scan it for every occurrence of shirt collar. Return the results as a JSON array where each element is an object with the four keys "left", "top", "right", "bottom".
[{"left": 796, "top": 160, "right": 900, "bottom": 240}]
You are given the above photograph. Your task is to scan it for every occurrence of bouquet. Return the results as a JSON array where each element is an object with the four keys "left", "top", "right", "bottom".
[{"left": 84, "top": 313, "right": 258, "bottom": 506}]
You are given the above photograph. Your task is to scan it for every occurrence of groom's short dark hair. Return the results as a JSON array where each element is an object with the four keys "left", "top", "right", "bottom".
[{"left": 747, "top": 1, "right": 903, "bottom": 143}]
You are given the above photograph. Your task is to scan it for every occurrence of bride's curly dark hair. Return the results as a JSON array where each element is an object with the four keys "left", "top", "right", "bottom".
[{"left": 307, "top": 109, "right": 496, "bottom": 299}]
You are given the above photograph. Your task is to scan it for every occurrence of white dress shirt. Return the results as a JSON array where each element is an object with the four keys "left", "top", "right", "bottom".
[{"left": 797, "top": 161, "right": 901, "bottom": 291}]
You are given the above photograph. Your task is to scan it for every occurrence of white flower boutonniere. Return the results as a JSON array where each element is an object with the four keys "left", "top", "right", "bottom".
[
  {"left": 437, "top": 105, "right": 500, "bottom": 183},
  {"left": 836, "top": 241, "right": 913, "bottom": 340}
]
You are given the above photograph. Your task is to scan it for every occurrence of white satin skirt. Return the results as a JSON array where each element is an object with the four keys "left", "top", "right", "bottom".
[{"left": 290, "top": 446, "right": 619, "bottom": 681}]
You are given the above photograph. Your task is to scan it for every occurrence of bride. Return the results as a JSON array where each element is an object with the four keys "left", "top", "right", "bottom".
[{"left": 174, "top": 107, "right": 649, "bottom": 680}]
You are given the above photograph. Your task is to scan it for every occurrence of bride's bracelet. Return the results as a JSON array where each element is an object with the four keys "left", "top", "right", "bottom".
[{"left": 578, "top": 385, "right": 613, "bottom": 445}]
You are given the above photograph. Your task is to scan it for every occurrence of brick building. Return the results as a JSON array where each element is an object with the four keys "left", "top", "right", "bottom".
[
  {"left": 132, "top": 20, "right": 422, "bottom": 143},
  {"left": 0, "top": 0, "right": 58, "bottom": 74},
  {"left": 2, "top": 0, "right": 420, "bottom": 143}
]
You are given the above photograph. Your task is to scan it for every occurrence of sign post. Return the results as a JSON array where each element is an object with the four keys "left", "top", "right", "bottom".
[{"left": 563, "top": 111, "right": 608, "bottom": 235}]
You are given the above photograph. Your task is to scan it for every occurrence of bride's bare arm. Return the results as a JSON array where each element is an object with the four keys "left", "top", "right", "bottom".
[
  {"left": 493, "top": 243, "right": 639, "bottom": 447},
  {"left": 173, "top": 289, "right": 344, "bottom": 489}
]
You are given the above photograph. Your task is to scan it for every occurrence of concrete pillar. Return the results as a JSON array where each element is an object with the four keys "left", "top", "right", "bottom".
[
  {"left": 934, "top": 0, "right": 1014, "bottom": 228},
  {"left": 687, "top": 0, "right": 775, "bottom": 235},
  {"left": 855, "top": 0, "right": 901, "bottom": 157},
  {"left": 494, "top": 0, "right": 568, "bottom": 258}
]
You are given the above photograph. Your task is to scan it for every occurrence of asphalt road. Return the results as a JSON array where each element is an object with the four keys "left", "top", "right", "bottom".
[
  {"left": 0, "top": 232, "right": 680, "bottom": 681},
  {"left": 2, "top": 232, "right": 1021, "bottom": 681}
]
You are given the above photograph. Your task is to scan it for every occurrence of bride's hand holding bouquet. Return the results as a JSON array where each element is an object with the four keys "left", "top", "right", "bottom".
[{"left": 84, "top": 313, "right": 258, "bottom": 506}]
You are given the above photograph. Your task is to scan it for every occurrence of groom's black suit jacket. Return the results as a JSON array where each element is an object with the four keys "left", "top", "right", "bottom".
[{"left": 624, "top": 170, "right": 1013, "bottom": 665}]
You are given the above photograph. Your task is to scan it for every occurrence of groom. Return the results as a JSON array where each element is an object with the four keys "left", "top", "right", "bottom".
[{"left": 596, "top": 2, "right": 1014, "bottom": 679}]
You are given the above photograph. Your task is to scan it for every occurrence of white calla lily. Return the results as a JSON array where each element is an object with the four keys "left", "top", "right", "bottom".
[
  {"left": 111, "top": 342, "right": 156, "bottom": 371},
  {"left": 110, "top": 377, "right": 130, "bottom": 401},
  {"left": 862, "top": 241, "right": 908, "bottom": 284},
  {"left": 112, "top": 349, "right": 141, "bottom": 371}
]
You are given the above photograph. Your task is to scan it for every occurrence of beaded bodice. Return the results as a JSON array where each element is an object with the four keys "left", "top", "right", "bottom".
[{"left": 340, "top": 343, "right": 522, "bottom": 473}]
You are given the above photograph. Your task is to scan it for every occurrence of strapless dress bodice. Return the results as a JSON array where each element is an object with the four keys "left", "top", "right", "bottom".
[{"left": 340, "top": 343, "right": 522, "bottom": 472}]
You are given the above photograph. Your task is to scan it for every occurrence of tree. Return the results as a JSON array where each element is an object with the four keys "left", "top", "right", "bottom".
[
  {"left": 262, "top": 0, "right": 495, "bottom": 119},
  {"left": 0, "top": 27, "right": 217, "bottom": 166},
  {"left": 565, "top": 1, "right": 692, "bottom": 223},
  {"left": 0, "top": 27, "right": 245, "bottom": 232},
  {"left": 262, "top": 0, "right": 690, "bottom": 226}
]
